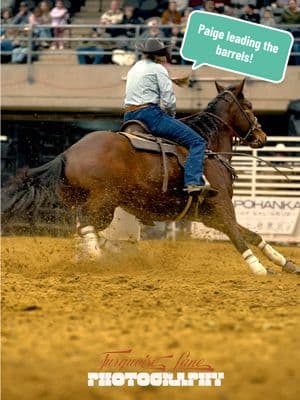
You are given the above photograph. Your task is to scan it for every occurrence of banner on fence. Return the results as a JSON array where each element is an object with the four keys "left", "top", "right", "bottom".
[{"left": 191, "top": 197, "right": 300, "bottom": 242}]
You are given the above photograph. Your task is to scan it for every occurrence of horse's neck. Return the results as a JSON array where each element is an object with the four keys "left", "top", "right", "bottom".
[
  {"left": 210, "top": 128, "right": 233, "bottom": 157},
  {"left": 182, "top": 103, "right": 234, "bottom": 156},
  {"left": 207, "top": 102, "right": 234, "bottom": 156}
]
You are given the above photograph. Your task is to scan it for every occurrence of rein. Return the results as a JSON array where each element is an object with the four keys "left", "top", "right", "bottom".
[
  {"left": 207, "top": 151, "right": 291, "bottom": 181},
  {"left": 202, "top": 111, "right": 238, "bottom": 139}
]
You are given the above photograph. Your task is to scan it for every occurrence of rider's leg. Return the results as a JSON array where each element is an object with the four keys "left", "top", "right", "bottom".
[{"left": 155, "top": 113, "right": 207, "bottom": 187}]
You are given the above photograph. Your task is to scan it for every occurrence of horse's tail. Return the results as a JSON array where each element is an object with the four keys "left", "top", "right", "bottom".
[{"left": 1, "top": 154, "right": 66, "bottom": 221}]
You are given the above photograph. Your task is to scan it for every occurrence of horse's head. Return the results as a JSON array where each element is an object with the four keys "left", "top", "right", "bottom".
[{"left": 215, "top": 79, "right": 267, "bottom": 148}]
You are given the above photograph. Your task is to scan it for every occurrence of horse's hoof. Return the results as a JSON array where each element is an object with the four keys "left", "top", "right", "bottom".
[{"left": 282, "top": 260, "right": 300, "bottom": 274}]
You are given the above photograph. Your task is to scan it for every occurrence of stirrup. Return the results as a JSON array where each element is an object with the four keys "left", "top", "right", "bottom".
[{"left": 184, "top": 184, "right": 218, "bottom": 197}]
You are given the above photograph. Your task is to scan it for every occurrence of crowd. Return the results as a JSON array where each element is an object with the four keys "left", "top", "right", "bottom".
[
  {"left": 1, "top": 1, "right": 84, "bottom": 63},
  {"left": 1, "top": 0, "right": 300, "bottom": 64}
]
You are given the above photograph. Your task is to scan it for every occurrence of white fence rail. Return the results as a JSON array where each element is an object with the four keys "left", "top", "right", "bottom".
[
  {"left": 232, "top": 136, "right": 300, "bottom": 197},
  {"left": 190, "top": 136, "right": 300, "bottom": 242}
]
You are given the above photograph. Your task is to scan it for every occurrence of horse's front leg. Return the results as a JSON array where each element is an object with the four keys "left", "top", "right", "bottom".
[
  {"left": 202, "top": 199, "right": 267, "bottom": 275},
  {"left": 237, "top": 224, "right": 300, "bottom": 274}
]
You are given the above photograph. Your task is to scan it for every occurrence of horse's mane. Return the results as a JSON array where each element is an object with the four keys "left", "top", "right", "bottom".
[{"left": 182, "top": 90, "right": 245, "bottom": 143}]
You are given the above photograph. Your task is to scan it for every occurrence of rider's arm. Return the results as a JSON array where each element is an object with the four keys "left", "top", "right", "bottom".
[{"left": 156, "top": 65, "right": 176, "bottom": 117}]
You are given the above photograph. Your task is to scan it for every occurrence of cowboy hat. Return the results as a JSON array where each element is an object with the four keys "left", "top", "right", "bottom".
[{"left": 136, "top": 38, "right": 170, "bottom": 56}]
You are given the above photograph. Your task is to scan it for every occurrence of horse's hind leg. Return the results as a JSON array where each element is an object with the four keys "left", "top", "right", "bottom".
[
  {"left": 77, "top": 199, "right": 116, "bottom": 260},
  {"left": 238, "top": 224, "right": 300, "bottom": 274}
]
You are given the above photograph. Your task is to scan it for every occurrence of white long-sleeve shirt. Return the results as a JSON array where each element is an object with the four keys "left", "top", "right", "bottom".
[
  {"left": 50, "top": 7, "right": 69, "bottom": 26},
  {"left": 124, "top": 59, "right": 176, "bottom": 116}
]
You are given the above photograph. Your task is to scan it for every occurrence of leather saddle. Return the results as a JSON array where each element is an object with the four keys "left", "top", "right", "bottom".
[
  {"left": 119, "top": 119, "right": 187, "bottom": 192},
  {"left": 119, "top": 120, "right": 186, "bottom": 164}
]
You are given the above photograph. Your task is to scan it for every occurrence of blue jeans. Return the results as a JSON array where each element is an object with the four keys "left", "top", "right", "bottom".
[
  {"left": 77, "top": 47, "right": 104, "bottom": 64},
  {"left": 1, "top": 39, "right": 13, "bottom": 63},
  {"left": 124, "top": 104, "right": 206, "bottom": 186}
]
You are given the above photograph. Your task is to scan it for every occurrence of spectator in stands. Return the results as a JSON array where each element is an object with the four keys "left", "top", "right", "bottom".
[
  {"left": 169, "top": 24, "right": 183, "bottom": 64},
  {"left": 11, "top": 26, "right": 38, "bottom": 63},
  {"left": 28, "top": 5, "right": 44, "bottom": 48},
  {"left": 28, "top": 4, "right": 52, "bottom": 48},
  {"left": 38, "top": 1, "right": 52, "bottom": 47},
  {"left": 29, "top": 6, "right": 43, "bottom": 25},
  {"left": 101, "top": 1, "right": 124, "bottom": 37},
  {"left": 76, "top": 30, "right": 105, "bottom": 64},
  {"left": 13, "top": 1, "right": 32, "bottom": 25},
  {"left": 261, "top": 6, "right": 276, "bottom": 25},
  {"left": 161, "top": 1, "right": 182, "bottom": 25},
  {"left": 101, "top": 0, "right": 124, "bottom": 36},
  {"left": 140, "top": 18, "right": 166, "bottom": 39},
  {"left": 1, "top": 27, "right": 16, "bottom": 63},
  {"left": 40, "top": 1, "right": 53, "bottom": 24},
  {"left": 270, "top": 0, "right": 286, "bottom": 23},
  {"left": 121, "top": 5, "right": 143, "bottom": 33},
  {"left": 281, "top": 0, "right": 300, "bottom": 23},
  {"left": 50, "top": 0, "right": 69, "bottom": 50},
  {"left": 281, "top": 0, "right": 300, "bottom": 65},
  {"left": 224, "top": 4, "right": 235, "bottom": 16},
  {"left": 93, "top": 16, "right": 116, "bottom": 63},
  {"left": 117, "top": 5, "right": 144, "bottom": 49},
  {"left": 240, "top": 4, "right": 261, "bottom": 23},
  {"left": 203, "top": 0, "right": 216, "bottom": 12},
  {"left": 1, "top": 7, "right": 13, "bottom": 24},
  {"left": 1, "top": 8, "right": 13, "bottom": 36},
  {"left": 180, "top": 7, "right": 193, "bottom": 33}
]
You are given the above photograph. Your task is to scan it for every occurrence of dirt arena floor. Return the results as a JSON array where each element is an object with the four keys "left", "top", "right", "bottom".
[{"left": 1, "top": 237, "right": 300, "bottom": 400}]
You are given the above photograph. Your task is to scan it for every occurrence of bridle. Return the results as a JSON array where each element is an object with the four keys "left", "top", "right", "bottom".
[{"left": 203, "top": 90, "right": 262, "bottom": 145}]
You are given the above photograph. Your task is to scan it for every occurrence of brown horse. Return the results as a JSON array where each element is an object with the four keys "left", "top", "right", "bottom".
[{"left": 2, "top": 80, "right": 299, "bottom": 275}]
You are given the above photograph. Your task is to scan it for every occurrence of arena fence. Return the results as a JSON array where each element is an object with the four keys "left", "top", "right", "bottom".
[
  {"left": 190, "top": 136, "right": 300, "bottom": 243},
  {"left": 233, "top": 136, "right": 300, "bottom": 197}
]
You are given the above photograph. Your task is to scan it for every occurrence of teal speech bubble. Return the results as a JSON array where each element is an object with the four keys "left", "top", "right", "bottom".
[{"left": 180, "top": 11, "right": 294, "bottom": 83}]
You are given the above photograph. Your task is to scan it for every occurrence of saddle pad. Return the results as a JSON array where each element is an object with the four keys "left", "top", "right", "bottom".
[{"left": 119, "top": 131, "right": 179, "bottom": 157}]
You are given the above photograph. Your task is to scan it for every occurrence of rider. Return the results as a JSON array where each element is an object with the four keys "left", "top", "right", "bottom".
[{"left": 124, "top": 38, "right": 215, "bottom": 196}]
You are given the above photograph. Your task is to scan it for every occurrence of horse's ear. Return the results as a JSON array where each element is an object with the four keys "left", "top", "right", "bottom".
[
  {"left": 215, "top": 81, "right": 225, "bottom": 93},
  {"left": 235, "top": 79, "right": 246, "bottom": 95}
]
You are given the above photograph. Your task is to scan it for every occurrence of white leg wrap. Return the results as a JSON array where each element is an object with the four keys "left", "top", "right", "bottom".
[
  {"left": 80, "top": 225, "right": 103, "bottom": 259},
  {"left": 258, "top": 240, "right": 286, "bottom": 267},
  {"left": 242, "top": 249, "right": 267, "bottom": 275}
]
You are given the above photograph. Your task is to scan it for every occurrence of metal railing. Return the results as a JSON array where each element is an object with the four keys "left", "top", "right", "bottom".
[{"left": 1, "top": 23, "right": 300, "bottom": 80}]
